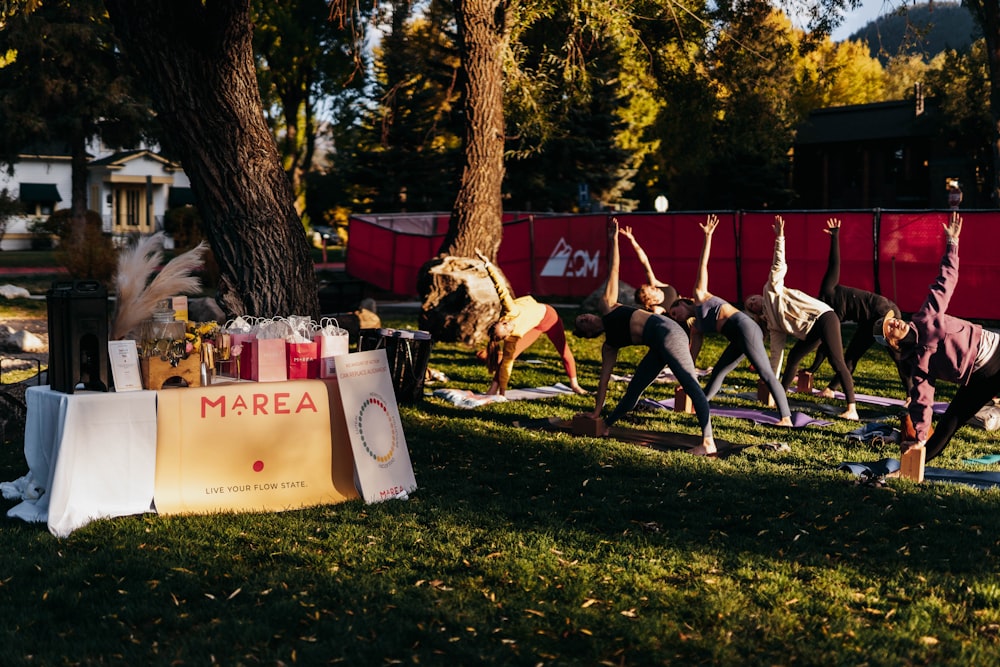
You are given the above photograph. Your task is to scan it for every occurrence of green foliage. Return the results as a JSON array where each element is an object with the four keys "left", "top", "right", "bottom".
[
  {"left": 252, "top": 0, "right": 374, "bottom": 222},
  {"left": 0, "top": 0, "right": 155, "bottom": 169}
]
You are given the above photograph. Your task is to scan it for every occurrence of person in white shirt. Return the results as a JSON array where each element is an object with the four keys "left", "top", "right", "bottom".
[{"left": 743, "top": 216, "right": 859, "bottom": 420}]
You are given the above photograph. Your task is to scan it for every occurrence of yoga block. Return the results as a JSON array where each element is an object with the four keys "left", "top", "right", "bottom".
[
  {"left": 796, "top": 370, "right": 813, "bottom": 393},
  {"left": 756, "top": 379, "right": 776, "bottom": 408},
  {"left": 900, "top": 446, "right": 926, "bottom": 482},
  {"left": 674, "top": 386, "right": 695, "bottom": 414},
  {"left": 572, "top": 414, "right": 606, "bottom": 437}
]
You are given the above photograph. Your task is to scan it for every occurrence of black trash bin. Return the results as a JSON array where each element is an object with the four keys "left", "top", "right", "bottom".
[
  {"left": 46, "top": 280, "right": 110, "bottom": 393},
  {"left": 358, "top": 328, "right": 433, "bottom": 404}
]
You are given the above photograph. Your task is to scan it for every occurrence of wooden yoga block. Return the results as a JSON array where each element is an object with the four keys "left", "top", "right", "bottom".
[
  {"left": 900, "top": 446, "right": 926, "bottom": 482},
  {"left": 796, "top": 370, "right": 813, "bottom": 393},
  {"left": 674, "top": 386, "right": 695, "bottom": 414},
  {"left": 572, "top": 414, "right": 606, "bottom": 437},
  {"left": 756, "top": 379, "right": 776, "bottom": 408},
  {"left": 141, "top": 354, "right": 202, "bottom": 390}
]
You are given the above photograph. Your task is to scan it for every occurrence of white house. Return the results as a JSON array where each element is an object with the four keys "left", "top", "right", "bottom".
[{"left": 0, "top": 139, "right": 193, "bottom": 250}]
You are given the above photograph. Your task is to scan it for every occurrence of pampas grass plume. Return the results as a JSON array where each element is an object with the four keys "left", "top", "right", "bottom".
[{"left": 111, "top": 233, "right": 208, "bottom": 340}]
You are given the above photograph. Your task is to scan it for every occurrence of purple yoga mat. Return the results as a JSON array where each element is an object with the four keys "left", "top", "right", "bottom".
[
  {"left": 813, "top": 390, "right": 948, "bottom": 414},
  {"left": 641, "top": 398, "right": 832, "bottom": 427}
]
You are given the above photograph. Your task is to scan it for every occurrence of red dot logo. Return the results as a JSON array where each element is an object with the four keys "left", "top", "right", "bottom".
[{"left": 253, "top": 460, "right": 264, "bottom": 472}]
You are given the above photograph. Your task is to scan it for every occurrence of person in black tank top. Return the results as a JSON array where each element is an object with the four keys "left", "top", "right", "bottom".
[{"left": 574, "top": 218, "right": 717, "bottom": 456}]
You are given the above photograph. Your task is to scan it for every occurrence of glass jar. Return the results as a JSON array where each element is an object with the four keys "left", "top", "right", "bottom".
[{"left": 141, "top": 300, "right": 187, "bottom": 364}]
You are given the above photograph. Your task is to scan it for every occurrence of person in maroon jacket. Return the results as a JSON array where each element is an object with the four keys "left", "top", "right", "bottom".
[{"left": 875, "top": 212, "right": 1000, "bottom": 462}]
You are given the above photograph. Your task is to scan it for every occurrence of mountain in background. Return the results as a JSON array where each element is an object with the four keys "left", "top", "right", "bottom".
[{"left": 846, "top": 2, "right": 980, "bottom": 63}]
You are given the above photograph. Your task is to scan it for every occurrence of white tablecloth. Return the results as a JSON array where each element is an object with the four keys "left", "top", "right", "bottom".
[{"left": 2, "top": 386, "right": 157, "bottom": 537}]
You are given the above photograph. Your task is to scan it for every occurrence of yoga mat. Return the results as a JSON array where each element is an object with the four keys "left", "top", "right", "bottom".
[
  {"left": 639, "top": 397, "right": 832, "bottom": 428},
  {"left": 514, "top": 417, "right": 789, "bottom": 459},
  {"left": 611, "top": 368, "right": 711, "bottom": 385},
  {"left": 810, "top": 389, "right": 948, "bottom": 414},
  {"left": 964, "top": 454, "right": 1000, "bottom": 465},
  {"left": 838, "top": 458, "right": 1000, "bottom": 490},
  {"left": 433, "top": 383, "right": 576, "bottom": 408}
]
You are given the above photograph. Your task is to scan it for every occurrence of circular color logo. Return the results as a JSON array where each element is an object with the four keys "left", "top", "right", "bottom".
[{"left": 355, "top": 393, "right": 398, "bottom": 464}]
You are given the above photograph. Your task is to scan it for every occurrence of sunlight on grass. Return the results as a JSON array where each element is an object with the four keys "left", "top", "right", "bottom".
[{"left": 2, "top": 312, "right": 1000, "bottom": 663}]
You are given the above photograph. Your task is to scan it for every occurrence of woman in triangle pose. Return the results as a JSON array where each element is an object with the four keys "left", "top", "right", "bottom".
[
  {"left": 574, "top": 218, "right": 717, "bottom": 456},
  {"left": 666, "top": 215, "right": 793, "bottom": 426}
]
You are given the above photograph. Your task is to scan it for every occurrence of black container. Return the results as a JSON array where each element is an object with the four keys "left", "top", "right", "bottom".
[
  {"left": 46, "top": 280, "right": 110, "bottom": 393},
  {"left": 358, "top": 328, "right": 433, "bottom": 404}
]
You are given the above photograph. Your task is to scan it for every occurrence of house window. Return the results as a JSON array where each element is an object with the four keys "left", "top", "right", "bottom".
[{"left": 18, "top": 182, "right": 62, "bottom": 217}]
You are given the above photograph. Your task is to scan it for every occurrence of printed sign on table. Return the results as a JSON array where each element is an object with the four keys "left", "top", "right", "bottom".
[
  {"left": 333, "top": 349, "right": 417, "bottom": 503},
  {"left": 154, "top": 379, "right": 359, "bottom": 515}
]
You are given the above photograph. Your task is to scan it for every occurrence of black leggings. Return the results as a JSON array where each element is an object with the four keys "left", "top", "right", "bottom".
[
  {"left": 780, "top": 311, "right": 855, "bottom": 404},
  {"left": 925, "top": 348, "right": 1000, "bottom": 462}
]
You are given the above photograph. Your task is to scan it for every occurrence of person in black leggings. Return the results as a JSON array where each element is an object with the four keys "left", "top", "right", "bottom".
[
  {"left": 878, "top": 213, "right": 1000, "bottom": 462},
  {"left": 574, "top": 218, "right": 717, "bottom": 456},
  {"left": 805, "top": 218, "right": 912, "bottom": 399}
]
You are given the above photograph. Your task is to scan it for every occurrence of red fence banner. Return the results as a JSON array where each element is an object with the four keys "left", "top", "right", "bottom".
[{"left": 346, "top": 210, "right": 1000, "bottom": 322}]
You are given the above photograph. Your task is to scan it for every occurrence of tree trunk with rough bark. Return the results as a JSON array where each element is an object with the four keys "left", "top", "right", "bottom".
[
  {"left": 104, "top": 0, "right": 319, "bottom": 318},
  {"left": 418, "top": 0, "right": 508, "bottom": 342}
]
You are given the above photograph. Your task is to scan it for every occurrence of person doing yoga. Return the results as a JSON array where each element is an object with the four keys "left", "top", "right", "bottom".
[
  {"left": 475, "top": 250, "right": 588, "bottom": 396},
  {"left": 574, "top": 218, "right": 717, "bottom": 456},
  {"left": 805, "top": 218, "right": 912, "bottom": 399},
  {"left": 876, "top": 213, "right": 1000, "bottom": 463},
  {"left": 618, "top": 225, "right": 679, "bottom": 314},
  {"left": 667, "top": 215, "right": 793, "bottom": 426},
  {"left": 743, "top": 216, "right": 859, "bottom": 420}
]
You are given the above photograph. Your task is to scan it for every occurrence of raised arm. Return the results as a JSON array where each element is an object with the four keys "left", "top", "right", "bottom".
[
  {"left": 599, "top": 218, "right": 621, "bottom": 313},
  {"left": 767, "top": 216, "right": 788, "bottom": 290},
  {"left": 693, "top": 214, "right": 719, "bottom": 302},
  {"left": 619, "top": 224, "right": 659, "bottom": 286},
  {"left": 476, "top": 249, "right": 520, "bottom": 318},
  {"left": 819, "top": 218, "right": 841, "bottom": 298}
]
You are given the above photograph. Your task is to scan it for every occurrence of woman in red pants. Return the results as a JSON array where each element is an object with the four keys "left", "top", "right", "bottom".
[{"left": 476, "top": 251, "right": 589, "bottom": 397}]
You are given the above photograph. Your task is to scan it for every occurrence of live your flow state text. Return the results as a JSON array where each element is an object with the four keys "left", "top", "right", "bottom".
[{"left": 205, "top": 481, "right": 308, "bottom": 495}]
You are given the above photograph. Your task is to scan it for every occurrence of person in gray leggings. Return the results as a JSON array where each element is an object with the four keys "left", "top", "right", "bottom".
[
  {"left": 667, "top": 215, "right": 793, "bottom": 425},
  {"left": 574, "top": 217, "right": 717, "bottom": 456}
]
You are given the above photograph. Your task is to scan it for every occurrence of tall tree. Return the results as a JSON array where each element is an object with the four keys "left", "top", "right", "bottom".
[
  {"left": 0, "top": 0, "right": 154, "bottom": 228},
  {"left": 103, "top": 0, "right": 319, "bottom": 318},
  {"left": 964, "top": 0, "right": 1000, "bottom": 204},
  {"left": 252, "top": 0, "right": 371, "bottom": 223}
]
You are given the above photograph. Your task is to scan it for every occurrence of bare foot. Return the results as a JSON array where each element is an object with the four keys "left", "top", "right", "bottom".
[
  {"left": 569, "top": 382, "right": 590, "bottom": 396},
  {"left": 775, "top": 416, "right": 793, "bottom": 427},
  {"left": 688, "top": 439, "right": 718, "bottom": 457},
  {"left": 839, "top": 408, "right": 860, "bottom": 421},
  {"left": 817, "top": 387, "right": 836, "bottom": 399}
]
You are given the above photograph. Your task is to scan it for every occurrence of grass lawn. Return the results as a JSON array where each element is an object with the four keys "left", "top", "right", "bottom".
[{"left": 2, "top": 313, "right": 1000, "bottom": 665}]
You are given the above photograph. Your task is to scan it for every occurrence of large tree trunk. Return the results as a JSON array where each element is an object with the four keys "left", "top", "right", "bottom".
[
  {"left": 104, "top": 0, "right": 319, "bottom": 318},
  {"left": 419, "top": 0, "right": 508, "bottom": 342}
]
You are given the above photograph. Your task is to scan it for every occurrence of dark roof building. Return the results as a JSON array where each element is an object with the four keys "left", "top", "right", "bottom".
[{"left": 792, "top": 87, "right": 988, "bottom": 209}]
